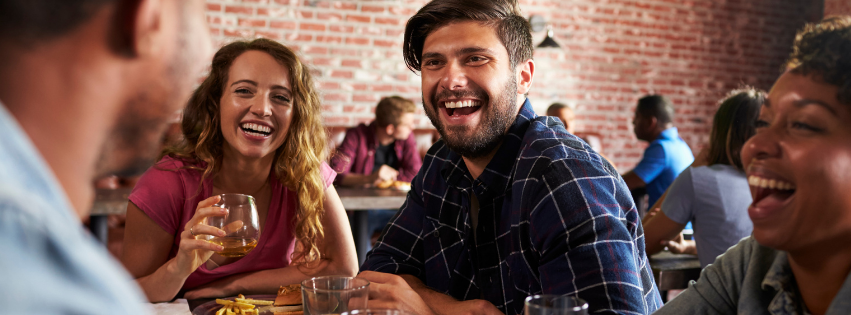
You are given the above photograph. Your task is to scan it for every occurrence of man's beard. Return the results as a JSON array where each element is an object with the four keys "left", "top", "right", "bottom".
[
  {"left": 95, "top": 7, "right": 197, "bottom": 178},
  {"left": 424, "top": 74, "right": 518, "bottom": 159}
]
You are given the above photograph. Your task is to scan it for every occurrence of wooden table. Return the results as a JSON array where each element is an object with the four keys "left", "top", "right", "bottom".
[
  {"left": 89, "top": 187, "right": 408, "bottom": 265},
  {"left": 335, "top": 187, "right": 408, "bottom": 265},
  {"left": 649, "top": 251, "right": 701, "bottom": 297}
]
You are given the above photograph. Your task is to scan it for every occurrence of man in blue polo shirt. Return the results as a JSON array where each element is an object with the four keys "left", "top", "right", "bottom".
[{"left": 622, "top": 95, "right": 694, "bottom": 208}]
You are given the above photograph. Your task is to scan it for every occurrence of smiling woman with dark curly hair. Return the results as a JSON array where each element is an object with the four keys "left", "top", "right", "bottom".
[{"left": 655, "top": 16, "right": 851, "bottom": 315}]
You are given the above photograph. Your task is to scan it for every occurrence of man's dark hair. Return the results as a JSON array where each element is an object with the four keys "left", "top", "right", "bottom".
[
  {"left": 636, "top": 95, "right": 674, "bottom": 125},
  {"left": 0, "top": 0, "right": 114, "bottom": 42},
  {"left": 0, "top": 0, "right": 138, "bottom": 56},
  {"left": 403, "top": 0, "right": 532, "bottom": 72},
  {"left": 785, "top": 16, "right": 851, "bottom": 105}
]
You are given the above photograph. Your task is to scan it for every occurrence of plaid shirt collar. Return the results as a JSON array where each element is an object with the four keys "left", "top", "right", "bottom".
[{"left": 440, "top": 98, "right": 535, "bottom": 197}]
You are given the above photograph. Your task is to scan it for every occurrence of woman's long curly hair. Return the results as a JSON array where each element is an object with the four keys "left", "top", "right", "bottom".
[{"left": 162, "top": 38, "right": 328, "bottom": 265}]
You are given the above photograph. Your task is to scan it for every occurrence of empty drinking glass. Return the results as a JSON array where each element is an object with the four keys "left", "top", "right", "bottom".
[
  {"left": 302, "top": 276, "right": 369, "bottom": 315},
  {"left": 525, "top": 295, "right": 589, "bottom": 315}
]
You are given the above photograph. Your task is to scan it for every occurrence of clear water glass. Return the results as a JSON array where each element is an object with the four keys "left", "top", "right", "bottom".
[
  {"left": 525, "top": 295, "right": 589, "bottom": 315},
  {"left": 302, "top": 276, "right": 369, "bottom": 315}
]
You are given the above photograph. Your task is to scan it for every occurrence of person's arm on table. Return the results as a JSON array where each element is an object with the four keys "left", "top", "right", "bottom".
[
  {"left": 398, "top": 274, "right": 503, "bottom": 315},
  {"left": 664, "top": 234, "right": 697, "bottom": 255},
  {"left": 331, "top": 128, "right": 373, "bottom": 187},
  {"left": 645, "top": 168, "right": 694, "bottom": 255},
  {"left": 534, "top": 159, "right": 662, "bottom": 314},
  {"left": 337, "top": 166, "right": 397, "bottom": 187},
  {"left": 184, "top": 186, "right": 359, "bottom": 299},
  {"left": 358, "top": 173, "right": 501, "bottom": 315},
  {"left": 355, "top": 272, "right": 503, "bottom": 315},
  {"left": 643, "top": 211, "right": 687, "bottom": 255}
]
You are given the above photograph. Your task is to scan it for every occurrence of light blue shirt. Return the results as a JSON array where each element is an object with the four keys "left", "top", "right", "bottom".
[
  {"left": 632, "top": 127, "right": 694, "bottom": 206},
  {"left": 0, "top": 103, "right": 149, "bottom": 314},
  {"left": 662, "top": 165, "right": 753, "bottom": 267}
]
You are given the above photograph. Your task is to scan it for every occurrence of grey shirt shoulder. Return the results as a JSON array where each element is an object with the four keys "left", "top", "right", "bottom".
[
  {"left": 654, "top": 236, "right": 851, "bottom": 315},
  {"left": 662, "top": 165, "right": 753, "bottom": 267}
]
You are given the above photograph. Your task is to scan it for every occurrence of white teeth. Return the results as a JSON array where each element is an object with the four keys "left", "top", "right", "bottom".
[
  {"left": 444, "top": 100, "right": 481, "bottom": 108},
  {"left": 240, "top": 123, "right": 271, "bottom": 134},
  {"left": 748, "top": 175, "right": 795, "bottom": 191}
]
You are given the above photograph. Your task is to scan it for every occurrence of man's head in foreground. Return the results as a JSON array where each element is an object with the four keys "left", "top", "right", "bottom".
[
  {"left": 0, "top": 0, "right": 211, "bottom": 215},
  {"left": 546, "top": 103, "right": 576, "bottom": 134},
  {"left": 375, "top": 96, "right": 417, "bottom": 141},
  {"left": 404, "top": 0, "right": 535, "bottom": 159}
]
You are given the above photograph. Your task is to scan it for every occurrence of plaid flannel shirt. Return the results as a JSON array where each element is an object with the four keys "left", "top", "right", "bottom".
[{"left": 361, "top": 99, "right": 662, "bottom": 315}]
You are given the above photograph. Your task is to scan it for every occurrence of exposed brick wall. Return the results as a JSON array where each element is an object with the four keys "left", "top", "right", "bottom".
[
  {"left": 825, "top": 0, "right": 851, "bottom": 16},
  {"left": 206, "top": 0, "right": 820, "bottom": 170}
]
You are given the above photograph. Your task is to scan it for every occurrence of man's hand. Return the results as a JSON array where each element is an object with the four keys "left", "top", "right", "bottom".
[
  {"left": 357, "top": 271, "right": 434, "bottom": 315},
  {"left": 663, "top": 234, "right": 697, "bottom": 255},
  {"left": 357, "top": 271, "right": 504, "bottom": 315},
  {"left": 432, "top": 299, "right": 504, "bottom": 315},
  {"left": 371, "top": 165, "right": 399, "bottom": 186}
]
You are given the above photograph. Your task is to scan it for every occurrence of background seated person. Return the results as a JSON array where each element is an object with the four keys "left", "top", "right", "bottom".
[
  {"left": 330, "top": 95, "right": 423, "bottom": 187},
  {"left": 545, "top": 102, "right": 576, "bottom": 134},
  {"left": 547, "top": 102, "right": 613, "bottom": 167},
  {"left": 121, "top": 39, "right": 358, "bottom": 302},
  {"left": 655, "top": 16, "right": 851, "bottom": 314},
  {"left": 358, "top": 1, "right": 662, "bottom": 314},
  {"left": 622, "top": 95, "right": 694, "bottom": 213},
  {"left": 330, "top": 96, "right": 424, "bottom": 245},
  {"left": 643, "top": 88, "right": 763, "bottom": 268}
]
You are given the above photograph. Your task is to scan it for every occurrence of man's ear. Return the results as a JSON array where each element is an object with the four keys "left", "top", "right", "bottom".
[
  {"left": 515, "top": 59, "right": 535, "bottom": 95},
  {"left": 649, "top": 116, "right": 658, "bottom": 130},
  {"left": 385, "top": 124, "right": 396, "bottom": 136},
  {"left": 108, "top": 0, "right": 163, "bottom": 58}
]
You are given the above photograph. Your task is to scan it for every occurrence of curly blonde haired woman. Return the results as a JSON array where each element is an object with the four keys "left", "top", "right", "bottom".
[{"left": 121, "top": 38, "right": 357, "bottom": 302}]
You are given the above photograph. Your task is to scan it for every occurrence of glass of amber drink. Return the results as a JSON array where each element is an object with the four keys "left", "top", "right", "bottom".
[{"left": 204, "top": 193, "right": 260, "bottom": 257}]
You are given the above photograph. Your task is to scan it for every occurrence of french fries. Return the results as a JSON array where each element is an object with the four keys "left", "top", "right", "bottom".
[{"left": 215, "top": 294, "right": 274, "bottom": 315}]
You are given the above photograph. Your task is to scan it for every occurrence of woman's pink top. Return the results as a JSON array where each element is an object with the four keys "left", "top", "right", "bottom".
[{"left": 128, "top": 156, "right": 336, "bottom": 290}]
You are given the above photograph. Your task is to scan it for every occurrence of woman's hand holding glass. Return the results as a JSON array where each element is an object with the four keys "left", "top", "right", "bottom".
[{"left": 175, "top": 195, "right": 228, "bottom": 276}]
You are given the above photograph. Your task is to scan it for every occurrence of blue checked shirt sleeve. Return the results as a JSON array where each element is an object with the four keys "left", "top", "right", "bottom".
[
  {"left": 360, "top": 176, "right": 427, "bottom": 279},
  {"left": 528, "top": 157, "right": 661, "bottom": 314}
]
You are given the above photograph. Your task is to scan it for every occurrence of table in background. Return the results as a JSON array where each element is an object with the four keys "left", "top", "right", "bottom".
[
  {"left": 649, "top": 251, "right": 701, "bottom": 301},
  {"left": 89, "top": 187, "right": 408, "bottom": 265},
  {"left": 89, "top": 188, "right": 132, "bottom": 243},
  {"left": 335, "top": 187, "right": 408, "bottom": 265}
]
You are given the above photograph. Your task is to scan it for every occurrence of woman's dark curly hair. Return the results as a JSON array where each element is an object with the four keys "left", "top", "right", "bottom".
[{"left": 785, "top": 16, "right": 851, "bottom": 105}]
